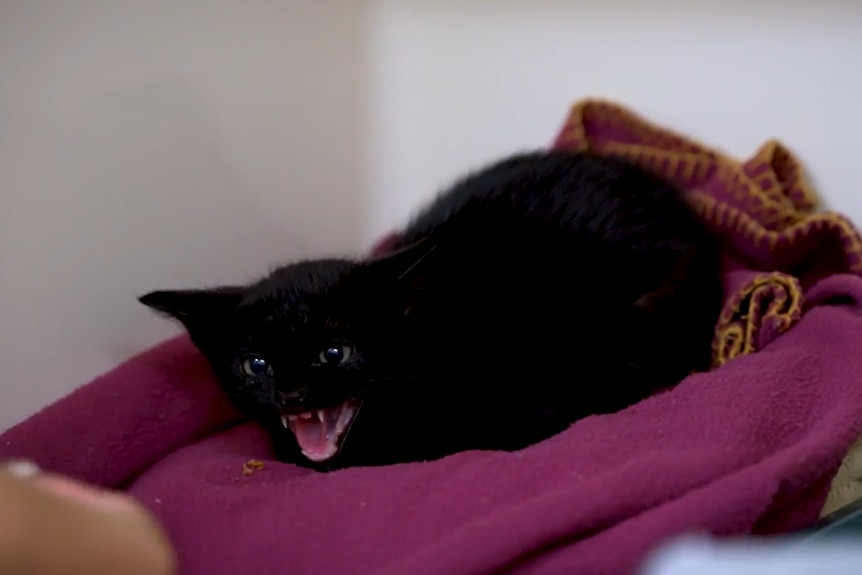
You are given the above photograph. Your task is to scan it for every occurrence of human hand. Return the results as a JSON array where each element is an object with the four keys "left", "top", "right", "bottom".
[{"left": 0, "top": 461, "right": 176, "bottom": 575}]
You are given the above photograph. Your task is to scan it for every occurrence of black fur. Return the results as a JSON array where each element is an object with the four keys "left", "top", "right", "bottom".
[{"left": 139, "top": 150, "right": 724, "bottom": 470}]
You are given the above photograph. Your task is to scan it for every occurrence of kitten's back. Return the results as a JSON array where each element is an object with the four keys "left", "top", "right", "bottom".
[
  {"left": 386, "top": 150, "right": 722, "bottom": 414},
  {"left": 397, "top": 150, "right": 700, "bottom": 247}
]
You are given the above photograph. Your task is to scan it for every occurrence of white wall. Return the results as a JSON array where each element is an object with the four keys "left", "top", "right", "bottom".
[{"left": 2, "top": 0, "right": 861, "bottom": 430}]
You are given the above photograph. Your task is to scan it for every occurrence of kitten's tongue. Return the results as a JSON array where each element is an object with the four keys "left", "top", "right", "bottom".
[{"left": 285, "top": 408, "right": 341, "bottom": 462}]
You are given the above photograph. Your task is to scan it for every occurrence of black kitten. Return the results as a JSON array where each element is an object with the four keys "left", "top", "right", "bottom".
[{"left": 139, "top": 150, "right": 723, "bottom": 470}]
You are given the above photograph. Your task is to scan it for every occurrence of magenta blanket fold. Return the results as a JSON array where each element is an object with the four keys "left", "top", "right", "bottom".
[{"left": 5, "top": 100, "right": 862, "bottom": 575}]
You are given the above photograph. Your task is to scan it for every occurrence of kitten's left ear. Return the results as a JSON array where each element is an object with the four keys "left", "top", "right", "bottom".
[
  {"left": 138, "top": 286, "right": 245, "bottom": 325},
  {"left": 364, "top": 235, "right": 437, "bottom": 280}
]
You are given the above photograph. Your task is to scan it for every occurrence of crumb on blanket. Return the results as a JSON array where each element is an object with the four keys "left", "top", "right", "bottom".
[{"left": 242, "top": 459, "right": 265, "bottom": 476}]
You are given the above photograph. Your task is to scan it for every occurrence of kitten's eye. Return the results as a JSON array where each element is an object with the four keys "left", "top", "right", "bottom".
[
  {"left": 319, "top": 345, "right": 353, "bottom": 365},
  {"left": 240, "top": 355, "right": 273, "bottom": 377}
]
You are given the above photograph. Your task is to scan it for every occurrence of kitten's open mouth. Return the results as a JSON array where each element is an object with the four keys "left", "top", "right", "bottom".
[{"left": 280, "top": 399, "right": 362, "bottom": 463}]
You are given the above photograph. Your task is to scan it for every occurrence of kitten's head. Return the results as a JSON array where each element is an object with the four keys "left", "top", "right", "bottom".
[{"left": 139, "top": 239, "right": 433, "bottom": 466}]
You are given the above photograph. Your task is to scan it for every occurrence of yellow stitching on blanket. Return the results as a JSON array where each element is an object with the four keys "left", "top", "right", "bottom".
[
  {"left": 749, "top": 141, "right": 807, "bottom": 214},
  {"left": 711, "top": 272, "right": 803, "bottom": 366},
  {"left": 557, "top": 99, "right": 862, "bottom": 274},
  {"left": 558, "top": 100, "right": 819, "bottom": 225},
  {"left": 690, "top": 191, "right": 862, "bottom": 268},
  {"left": 578, "top": 137, "right": 802, "bottom": 231},
  {"left": 716, "top": 324, "right": 745, "bottom": 362},
  {"left": 762, "top": 139, "right": 821, "bottom": 212}
]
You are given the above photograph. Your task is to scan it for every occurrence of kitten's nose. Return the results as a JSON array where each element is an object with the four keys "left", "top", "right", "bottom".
[{"left": 277, "top": 389, "right": 306, "bottom": 406}]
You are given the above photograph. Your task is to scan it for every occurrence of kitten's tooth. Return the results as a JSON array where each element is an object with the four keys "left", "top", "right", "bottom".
[
  {"left": 316, "top": 410, "right": 325, "bottom": 423},
  {"left": 280, "top": 415, "right": 289, "bottom": 428},
  {"left": 335, "top": 407, "right": 354, "bottom": 434},
  {"left": 287, "top": 414, "right": 299, "bottom": 421}
]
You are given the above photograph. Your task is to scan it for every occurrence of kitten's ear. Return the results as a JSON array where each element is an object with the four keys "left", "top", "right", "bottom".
[
  {"left": 138, "top": 286, "right": 244, "bottom": 324},
  {"left": 364, "top": 236, "right": 437, "bottom": 280}
]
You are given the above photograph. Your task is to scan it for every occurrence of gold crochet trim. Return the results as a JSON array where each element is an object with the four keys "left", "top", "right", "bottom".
[{"left": 710, "top": 272, "right": 803, "bottom": 367}]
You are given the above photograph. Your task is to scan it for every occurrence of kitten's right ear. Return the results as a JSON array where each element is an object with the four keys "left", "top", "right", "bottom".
[{"left": 138, "top": 286, "right": 244, "bottom": 324}]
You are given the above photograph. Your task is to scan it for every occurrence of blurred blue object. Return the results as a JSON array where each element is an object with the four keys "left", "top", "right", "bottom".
[{"left": 640, "top": 534, "right": 862, "bottom": 574}]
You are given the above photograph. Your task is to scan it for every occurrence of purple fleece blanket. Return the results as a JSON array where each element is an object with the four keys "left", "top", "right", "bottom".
[{"left": 4, "top": 100, "right": 862, "bottom": 575}]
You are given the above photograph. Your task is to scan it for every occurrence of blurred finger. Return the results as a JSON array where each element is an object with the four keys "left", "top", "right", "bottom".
[{"left": 0, "top": 462, "right": 176, "bottom": 575}]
